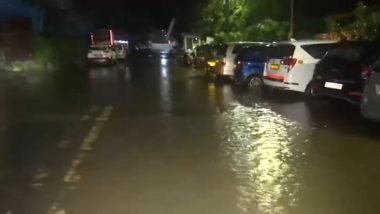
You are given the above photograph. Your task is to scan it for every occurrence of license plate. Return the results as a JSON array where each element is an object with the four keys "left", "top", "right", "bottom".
[
  {"left": 325, "top": 82, "right": 343, "bottom": 90},
  {"left": 270, "top": 64, "right": 280, "bottom": 70},
  {"left": 208, "top": 61, "right": 216, "bottom": 67}
]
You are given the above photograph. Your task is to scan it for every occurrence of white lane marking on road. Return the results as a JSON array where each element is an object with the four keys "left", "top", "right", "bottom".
[
  {"left": 79, "top": 122, "right": 104, "bottom": 152},
  {"left": 80, "top": 114, "right": 91, "bottom": 121},
  {"left": 65, "top": 106, "right": 113, "bottom": 181},
  {"left": 63, "top": 153, "right": 85, "bottom": 183},
  {"left": 96, "top": 106, "right": 114, "bottom": 121},
  {"left": 47, "top": 204, "right": 66, "bottom": 214},
  {"left": 48, "top": 106, "right": 114, "bottom": 213}
]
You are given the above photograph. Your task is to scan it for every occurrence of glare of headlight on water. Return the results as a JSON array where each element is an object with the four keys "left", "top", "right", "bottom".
[
  {"left": 160, "top": 57, "right": 168, "bottom": 66},
  {"left": 220, "top": 102, "right": 301, "bottom": 214},
  {"left": 161, "top": 66, "right": 168, "bottom": 78},
  {"left": 159, "top": 65, "right": 171, "bottom": 115}
]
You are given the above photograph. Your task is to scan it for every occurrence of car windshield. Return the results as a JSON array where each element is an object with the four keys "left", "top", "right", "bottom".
[
  {"left": 324, "top": 43, "right": 379, "bottom": 63},
  {"left": 237, "top": 45, "right": 268, "bottom": 60},
  {"left": 268, "top": 44, "right": 295, "bottom": 59},
  {"left": 301, "top": 43, "right": 338, "bottom": 59},
  {"left": 326, "top": 45, "right": 365, "bottom": 62},
  {"left": 214, "top": 44, "right": 227, "bottom": 57},
  {"left": 93, "top": 29, "right": 111, "bottom": 41},
  {"left": 232, "top": 44, "right": 255, "bottom": 54}
]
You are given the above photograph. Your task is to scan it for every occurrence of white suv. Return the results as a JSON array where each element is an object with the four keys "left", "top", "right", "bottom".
[
  {"left": 263, "top": 40, "right": 337, "bottom": 93},
  {"left": 87, "top": 45, "right": 117, "bottom": 65},
  {"left": 214, "top": 42, "right": 262, "bottom": 78}
]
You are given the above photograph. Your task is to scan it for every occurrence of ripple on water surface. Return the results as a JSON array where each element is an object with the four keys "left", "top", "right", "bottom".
[{"left": 221, "top": 102, "right": 303, "bottom": 214}]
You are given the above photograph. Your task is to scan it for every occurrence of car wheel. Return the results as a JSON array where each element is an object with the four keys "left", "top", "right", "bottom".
[
  {"left": 305, "top": 83, "right": 317, "bottom": 97},
  {"left": 247, "top": 76, "right": 263, "bottom": 93}
]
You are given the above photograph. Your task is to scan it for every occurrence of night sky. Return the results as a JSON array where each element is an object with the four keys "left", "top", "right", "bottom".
[
  {"left": 50, "top": 0, "right": 379, "bottom": 31},
  {"left": 73, "top": 0, "right": 198, "bottom": 31}
]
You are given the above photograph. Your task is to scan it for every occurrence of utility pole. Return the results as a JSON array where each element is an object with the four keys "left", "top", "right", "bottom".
[
  {"left": 224, "top": 0, "right": 230, "bottom": 32},
  {"left": 289, "top": 0, "right": 294, "bottom": 40}
]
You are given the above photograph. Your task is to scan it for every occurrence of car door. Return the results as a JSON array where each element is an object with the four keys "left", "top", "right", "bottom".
[
  {"left": 362, "top": 59, "right": 380, "bottom": 120},
  {"left": 264, "top": 44, "right": 296, "bottom": 83},
  {"left": 289, "top": 43, "right": 336, "bottom": 92}
]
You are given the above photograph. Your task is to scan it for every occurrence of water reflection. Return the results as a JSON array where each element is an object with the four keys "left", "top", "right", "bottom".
[
  {"left": 207, "top": 83, "right": 235, "bottom": 113},
  {"left": 159, "top": 64, "right": 171, "bottom": 115},
  {"left": 221, "top": 102, "right": 301, "bottom": 214}
]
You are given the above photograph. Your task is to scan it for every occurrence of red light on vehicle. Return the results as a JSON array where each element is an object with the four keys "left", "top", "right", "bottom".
[
  {"left": 109, "top": 30, "right": 114, "bottom": 46},
  {"left": 91, "top": 33, "right": 95, "bottom": 45},
  {"left": 236, "top": 61, "right": 244, "bottom": 69},
  {"left": 264, "top": 73, "right": 285, "bottom": 82},
  {"left": 348, "top": 91, "right": 363, "bottom": 97},
  {"left": 280, "top": 58, "right": 297, "bottom": 67},
  {"left": 221, "top": 58, "right": 227, "bottom": 66},
  {"left": 361, "top": 64, "right": 373, "bottom": 79}
]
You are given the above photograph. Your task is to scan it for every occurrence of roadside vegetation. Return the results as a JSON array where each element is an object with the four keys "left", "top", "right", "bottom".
[
  {"left": 33, "top": 36, "right": 87, "bottom": 71},
  {"left": 199, "top": 0, "right": 380, "bottom": 42}
]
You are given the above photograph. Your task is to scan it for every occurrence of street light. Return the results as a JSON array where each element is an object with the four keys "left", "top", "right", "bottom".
[{"left": 289, "top": 0, "right": 294, "bottom": 40}]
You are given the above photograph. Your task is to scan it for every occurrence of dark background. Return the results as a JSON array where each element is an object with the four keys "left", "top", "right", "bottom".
[{"left": 27, "top": 0, "right": 380, "bottom": 33}]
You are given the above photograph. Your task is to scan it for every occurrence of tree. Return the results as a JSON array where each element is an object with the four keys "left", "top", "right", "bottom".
[
  {"left": 199, "top": 0, "right": 289, "bottom": 42},
  {"left": 325, "top": 1, "right": 380, "bottom": 40}
]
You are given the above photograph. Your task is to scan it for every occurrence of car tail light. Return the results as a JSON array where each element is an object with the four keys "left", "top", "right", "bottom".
[
  {"left": 91, "top": 33, "right": 95, "bottom": 45},
  {"left": 221, "top": 58, "right": 227, "bottom": 66},
  {"left": 109, "top": 29, "right": 114, "bottom": 46},
  {"left": 361, "top": 64, "right": 373, "bottom": 79},
  {"left": 235, "top": 60, "right": 245, "bottom": 69},
  {"left": 280, "top": 58, "right": 297, "bottom": 67}
]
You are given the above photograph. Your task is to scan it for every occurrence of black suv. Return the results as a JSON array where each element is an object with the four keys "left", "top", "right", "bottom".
[{"left": 310, "top": 41, "right": 380, "bottom": 104}]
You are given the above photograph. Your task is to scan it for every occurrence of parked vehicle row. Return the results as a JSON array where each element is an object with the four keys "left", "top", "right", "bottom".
[{"left": 189, "top": 40, "right": 380, "bottom": 122}]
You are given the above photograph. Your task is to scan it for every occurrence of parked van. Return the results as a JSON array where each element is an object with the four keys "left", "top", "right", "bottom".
[{"left": 263, "top": 40, "right": 337, "bottom": 94}]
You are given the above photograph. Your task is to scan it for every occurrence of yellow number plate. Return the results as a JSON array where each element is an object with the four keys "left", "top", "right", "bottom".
[
  {"left": 208, "top": 61, "right": 216, "bottom": 67},
  {"left": 270, "top": 64, "right": 280, "bottom": 70}
]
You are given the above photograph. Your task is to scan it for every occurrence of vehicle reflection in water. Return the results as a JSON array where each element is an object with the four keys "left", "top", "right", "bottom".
[
  {"left": 159, "top": 62, "right": 171, "bottom": 115},
  {"left": 221, "top": 101, "right": 301, "bottom": 214},
  {"left": 207, "top": 83, "right": 235, "bottom": 114}
]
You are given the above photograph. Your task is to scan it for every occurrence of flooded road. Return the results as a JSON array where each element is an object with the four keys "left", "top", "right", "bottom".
[{"left": 1, "top": 56, "right": 380, "bottom": 214}]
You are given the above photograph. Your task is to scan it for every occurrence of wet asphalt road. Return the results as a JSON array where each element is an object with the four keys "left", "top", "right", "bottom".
[{"left": 1, "top": 56, "right": 380, "bottom": 214}]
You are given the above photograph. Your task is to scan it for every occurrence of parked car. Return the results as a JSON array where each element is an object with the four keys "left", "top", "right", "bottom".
[
  {"left": 193, "top": 44, "right": 220, "bottom": 74},
  {"left": 263, "top": 40, "right": 337, "bottom": 94},
  {"left": 214, "top": 42, "right": 262, "bottom": 79},
  {"left": 233, "top": 44, "right": 270, "bottom": 90},
  {"left": 361, "top": 58, "right": 380, "bottom": 121},
  {"left": 87, "top": 45, "right": 117, "bottom": 66},
  {"left": 114, "top": 44, "right": 127, "bottom": 60},
  {"left": 310, "top": 41, "right": 380, "bottom": 104}
]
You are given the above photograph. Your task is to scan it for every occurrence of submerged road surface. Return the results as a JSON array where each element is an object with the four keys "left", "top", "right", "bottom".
[{"left": 1, "top": 56, "right": 380, "bottom": 214}]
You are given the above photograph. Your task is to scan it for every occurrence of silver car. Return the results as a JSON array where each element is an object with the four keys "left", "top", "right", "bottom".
[{"left": 361, "top": 59, "right": 380, "bottom": 121}]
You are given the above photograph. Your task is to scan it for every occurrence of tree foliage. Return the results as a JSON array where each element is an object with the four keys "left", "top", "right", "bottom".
[
  {"left": 325, "top": 1, "right": 380, "bottom": 40},
  {"left": 199, "top": 0, "right": 289, "bottom": 42}
]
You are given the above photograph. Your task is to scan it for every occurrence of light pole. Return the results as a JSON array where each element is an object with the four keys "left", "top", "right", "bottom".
[
  {"left": 289, "top": 0, "right": 294, "bottom": 40},
  {"left": 223, "top": 0, "right": 230, "bottom": 31}
]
